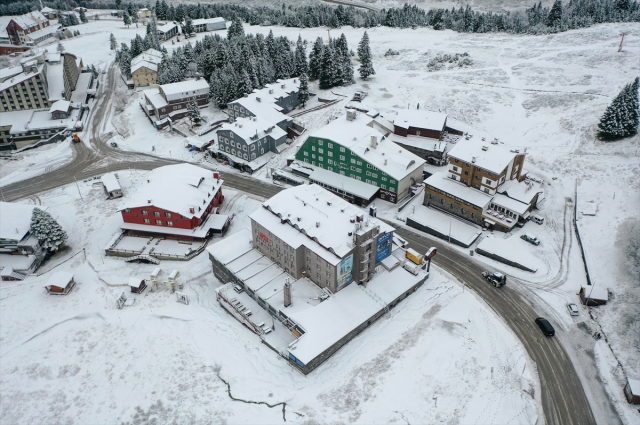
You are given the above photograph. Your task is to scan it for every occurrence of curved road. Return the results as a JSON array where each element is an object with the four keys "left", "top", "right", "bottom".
[{"left": 0, "top": 62, "right": 601, "bottom": 425}]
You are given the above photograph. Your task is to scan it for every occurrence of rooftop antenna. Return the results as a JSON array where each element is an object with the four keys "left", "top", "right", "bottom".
[{"left": 618, "top": 33, "right": 626, "bottom": 52}]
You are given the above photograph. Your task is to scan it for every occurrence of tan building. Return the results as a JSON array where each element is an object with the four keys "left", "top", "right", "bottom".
[
  {"left": 131, "top": 49, "right": 163, "bottom": 88},
  {"left": 423, "top": 139, "right": 543, "bottom": 231},
  {"left": 62, "top": 53, "right": 82, "bottom": 99},
  {"left": 138, "top": 8, "right": 152, "bottom": 18},
  {"left": 0, "top": 68, "right": 49, "bottom": 112}
]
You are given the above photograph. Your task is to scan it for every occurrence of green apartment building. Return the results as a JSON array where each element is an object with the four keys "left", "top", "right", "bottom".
[{"left": 294, "top": 111, "right": 425, "bottom": 204}]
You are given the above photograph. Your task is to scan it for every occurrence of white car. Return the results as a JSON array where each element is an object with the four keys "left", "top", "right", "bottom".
[{"left": 567, "top": 303, "right": 579, "bottom": 316}]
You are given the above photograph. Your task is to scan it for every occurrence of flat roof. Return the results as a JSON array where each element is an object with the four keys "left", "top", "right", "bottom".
[
  {"left": 206, "top": 229, "right": 253, "bottom": 264},
  {"left": 309, "top": 112, "right": 425, "bottom": 181},
  {"left": 192, "top": 17, "right": 225, "bottom": 25},
  {"left": 308, "top": 165, "right": 379, "bottom": 199},
  {"left": 49, "top": 100, "right": 70, "bottom": 113},
  {"left": 497, "top": 178, "right": 543, "bottom": 205},
  {"left": 448, "top": 139, "right": 517, "bottom": 175},
  {"left": 0, "top": 202, "right": 37, "bottom": 241},
  {"left": 424, "top": 172, "right": 492, "bottom": 208},
  {"left": 100, "top": 173, "right": 121, "bottom": 192},
  {"left": 46, "top": 63, "right": 64, "bottom": 102},
  {"left": 144, "top": 88, "right": 168, "bottom": 109},
  {"left": 0, "top": 66, "right": 23, "bottom": 82},
  {"left": 393, "top": 109, "right": 448, "bottom": 132},
  {"left": 628, "top": 378, "right": 640, "bottom": 395},
  {"left": 581, "top": 285, "right": 608, "bottom": 301}
]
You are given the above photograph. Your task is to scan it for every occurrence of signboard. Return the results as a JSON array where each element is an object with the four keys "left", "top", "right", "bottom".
[
  {"left": 259, "top": 233, "right": 269, "bottom": 243},
  {"left": 336, "top": 253, "right": 353, "bottom": 289},
  {"left": 426, "top": 247, "right": 437, "bottom": 259},
  {"left": 375, "top": 232, "right": 392, "bottom": 264}
]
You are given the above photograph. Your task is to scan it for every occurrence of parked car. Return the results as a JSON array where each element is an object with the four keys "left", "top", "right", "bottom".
[
  {"left": 531, "top": 215, "right": 545, "bottom": 225},
  {"left": 110, "top": 142, "right": 118, "bottom": 148},
  {"left": 233, "top": 284, "right": 244, "bottom": 293},
  {"left": 521, "top": 233, "right": 540, "bottom": 246},
  {"left": 567, "top": 303, "right": 579, "bottom": 316},
  {"left": 535, "top": 317, "right": 555, "bottom": 336}
]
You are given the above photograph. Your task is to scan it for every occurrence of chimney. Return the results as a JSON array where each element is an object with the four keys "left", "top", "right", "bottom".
[
  {"left": 370, "top": 136, "right": 377, "bottom": 149},
  {"left": 316, "top": 222, "right": 320, "bottom": 228},
  {"left": 147, "top": 200, "right": 151, "bottom": 203},
  {"left": 472, "top": 157, "right": 477, "bottom": 163},
  {"left": 189, "top": 207, "right": 195, "bottom": 214},
  {"left": 283, "top": 279, "right": 292, "bottom": 307},
  {"left": 384, "top": 159, "right": 388, "bottom": 165},
  {"left": 256, "top": 97, "right": 261, "bottom": 102},
  {"left": 213, "top": 172, "right": 219, "bottom": 179}
]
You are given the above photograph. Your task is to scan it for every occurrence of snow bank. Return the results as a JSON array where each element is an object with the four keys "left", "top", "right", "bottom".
[{"left": 476, "top": 235, "right": 541, "bottom": 272}]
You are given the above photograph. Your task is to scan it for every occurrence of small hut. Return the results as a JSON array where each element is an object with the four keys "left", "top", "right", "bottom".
[
  {"left": 579, "top": 285, "right": 608, "bottom": 306},
  {"left": 624, "top": 378, "right": 640, "bottom": 405},
  {"left": 129, "top": 277, "right": 147, "bottom": 294},
  {"left": 44, "top": 271, "right": 76, "bottom": 295}
]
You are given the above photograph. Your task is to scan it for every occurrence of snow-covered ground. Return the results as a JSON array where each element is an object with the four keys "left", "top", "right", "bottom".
[
  {"left": 0, "top": 175, "right": 540, "bottom": 424},
  {"left": 0, "top": 139, "right": 74, "bottom": 186}
]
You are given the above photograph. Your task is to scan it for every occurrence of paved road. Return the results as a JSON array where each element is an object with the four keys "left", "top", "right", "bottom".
[
  {"left": 0, "top": 59, "right": 599, "bottom": 425},
  {"left": 391, "top": 225, "right": 596, "bottom": 425}
]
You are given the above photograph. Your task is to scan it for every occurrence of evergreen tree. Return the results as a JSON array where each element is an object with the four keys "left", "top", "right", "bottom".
[
  {"left": 357, "top": 31, "right": 375, "bottom": 80},
  {"left": 57, "top": 42, "right": 64, "bottom": 52},
  {"left": 236, "top": 69, "right": 252, "bottom": 98},
  {"left": 30, "top": 208, "right": 68, "bottom": 252},
  {"left": 294, "top": 35, "right": 308, "bottom": 77},
  {"left": 58, "top": 13, "right": 68, "bottom": 27},
  {"left": 118, "top": 43, "right": 132, "bottom": 77},
  {"left": 183, "top": 18, "right": 195, "bottom": 37},
  {"left": 115, "top": 0, "right": 122, "bottom": 9},
  {"left": 319, "top": 43, "right": 337, "bottom": 89},
  {"left": 79, "top": 9, "right": 88, "bottom": 24},
  {"left": 187, "top": 101, "right": 202, "bottom": 125},
  {"left": 546, "top": 0, "right": 563, "bottom": 27},
  {"left": 297, "top": 72, "right": 309, "bottom": 106},
  {"left": 598, "top": 78, "right": 640, "bottom": 139},
  {"left": 336, "top": 33, "right": 353, "bottom": 84},
  {"left": 68, "top": 13, "right": 79, "bottom": 26},
  {"left": 110, "top": 33, "right": 117, "bottom": 51},
  {"left": 123, "top": 12, "right": 131, "bottom": 27},
  {"left": 227, "top": 18, "right": 245, "bottom": 39},
  {"left": 308, "top": 37, "right": 323, "bottom": 80}
]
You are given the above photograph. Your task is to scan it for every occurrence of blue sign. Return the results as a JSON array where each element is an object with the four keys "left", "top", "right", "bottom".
[{"left": 375, "top": 232, "right": 392, "bottom": 264}]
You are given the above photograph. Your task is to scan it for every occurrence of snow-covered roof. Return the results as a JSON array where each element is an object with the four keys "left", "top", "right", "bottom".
[
  {"left": 185, "top": 136, "right": 210, "bottom": 149},
  {"left": 310, "top": 112, "right": 425, "bottom": 181},
  {"left": 0, "top": 66, "right": 23, "bottom": 82},
  {"left": 0, "top": 68, "right": 40, "bottom": 93},
  {"left": 131, "top": 49, "right": 162, "bottom": 70},
  {"left": 217, "top": 116, "right": 286, "bottom": 143},
  {"left": 160, "top": 78, "right": 209, "bottom": 102},
  {"left": 308, "top": 165, "right": 379, "bottom": 199},
  {"left": 46, "top": 271, "right": 73, "bottom": 288},
  {"left": 10, "top": 11, "right": 46, "bottom": 30},
  {"left": 6, "top": 107, "right": 80, "bottom": 134},
  {"left": 25, "top": 24, "right": 60, "bottom": 42},
  {"left": 156, "top": 22, "right": 177, "bottom": 33},
  {"left": 143, "top": 88, "right": 168, "bottom": 109},
  {"left": 45, "top": 52, "right": 61, "bottom": 63},
  {"left": 206, "top": 229, "right": 253, "bottom": 265},
  {"left": 101, "top": 173, "right": 121, "bottom": 192},
  {"left": 41, "top": 7, "right": 56, "bottom": 13},
  {"left": 448, "top": 139, "right": 518, "bottom": 175},
  {"left": 229, "top": 77, "right": 299, "bottom": 125},
  {"left": 387, "top": 133, "right": 445, "bottom": 152},
  {"left": 192, "top": 17, "right": 225, "bottom": 26},
  {"left": 393, "top": 109, "right": 448, "bottom": 132},
  {"left": 497, "top": 179, "right": 543, "bottom": 206},
  {"left": 121, "top": 164, "right": 223, "bottom": 221},
  {"left": 581, "top": 285, "right": 608, "bottom": 301},
  {"left": 368, "top": 115, "right": 394, "bottom": 134},
  {"left": 0, "top": 202, "right": 37, "bottom": 241},
  {"left": 255, "top": 184, "right": 394, "bottom": 262},
  {"left": 131, "top": 61, "right": 158, "bottom": 74},
  {"left": 46, "top": 63, "right": 64, "bottom": 102},
  {"left": 628, "top": 379, "right": 640, "bottom": 395},
  {"left": 129, "top": 277, "right": 145, "bottom": 288},
  {"left": 425, "top": 172, "right": 492, "bottom": 208},
  {"left": 49, "top": 100, "right": 71, "bottom": 113},
  {"left": 492, "top": 193, "right": 530, "bottom": 215}
]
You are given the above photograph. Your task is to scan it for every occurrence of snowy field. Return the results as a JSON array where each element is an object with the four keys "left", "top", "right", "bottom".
[
  {"left": 0, "top": 139, "right": 74, "bottom": 186},
  {"left": 0, "top": 175, "right": 540, "bottom": 425}
]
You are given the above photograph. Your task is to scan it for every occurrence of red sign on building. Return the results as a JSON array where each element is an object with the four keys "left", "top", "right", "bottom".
[{"left": 259, "top": 233, "right": 269, "bottom": 243}]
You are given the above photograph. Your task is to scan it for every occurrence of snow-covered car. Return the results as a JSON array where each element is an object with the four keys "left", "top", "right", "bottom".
[
  {"left": 531, "top": 215, "right": 545, "bottom": 225},
  {"left": 567, "top": 303, "right": 579, "bottom": 316},
  {"left": 521, "top": 234, "right": 540, "bottom": 246},
  {"left": 233, "top": 284, "right": 244, "bottom": 293}
]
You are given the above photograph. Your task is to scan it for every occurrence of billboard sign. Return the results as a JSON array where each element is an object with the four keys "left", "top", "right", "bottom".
[
  {"left": 426, "top": 247, "right": 437, "bottom": 259},
  {"left": 336, "top": 253, "right": 353, "bottom": 289},
  {"left": 375, "top": 232, "right": 392, "bottom": 264}
]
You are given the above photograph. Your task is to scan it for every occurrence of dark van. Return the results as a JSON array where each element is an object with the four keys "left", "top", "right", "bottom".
[{"left": 535, "top": 317, "right": 555, "bottom": 336}]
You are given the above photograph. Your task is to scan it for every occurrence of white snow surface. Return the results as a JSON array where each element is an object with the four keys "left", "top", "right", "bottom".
[{"left": 0, "top": 201, "right": 37, "bottom": 240}]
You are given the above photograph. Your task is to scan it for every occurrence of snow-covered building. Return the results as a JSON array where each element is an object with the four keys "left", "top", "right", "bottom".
[
  {"left": 40, "top": 7, "right": 58, "bottom": 19},
  {"left": 384, "top": 110, "right": 451, "bottom": 165},
  {"left": 190, "top": 17, "right": 226, "bottom": 33},
  {"left": 49, "top": 100, "right": 71, "bottom": 119},
  {"left": 137, "top": 8, "right": 152, "bottom": 18},
  {"left": 227, "top": 78, "right": 300, "bottom": 131},
  {"left": 423, "top": 139, "right": 543, "bottom": 231},
  {"left": 0, "top": 202, "right": 45, "bottom": 274},
  {"left": 212, "top": 115, "right": 287, "bottom": 172},
  {"left": 624, "top": 378, "right": 640, "bottom": 405},
  {"left": 294, "top": 111, "right": 425, "bottom": 204},
  {"left": 131, "top": 49, "right": 163, "bottom": 88},
  {"left": 143, "top": 78, "right": 209, "bottom": 123},
  {"left": 101, "top": 173, "right": 123, "bottom": 199},
  {"left": 4, "top": 11, "right": 51, "bottom": 46},
  {"left": 44, "top": 271, "right": 76, "bottom": 295},
  {"left": 156, "top": 22, "right": 178, "bottom": 41},
  {"left": 208, "top": 185, "right": 429, "bottom": 374},
  {"left": 118, "top": 164, "right": 227, "bottom": 238}
]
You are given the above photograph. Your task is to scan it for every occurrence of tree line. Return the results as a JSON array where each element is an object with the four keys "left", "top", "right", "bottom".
[{"left": 2, "top": 0, "right": 638, "bottom": 36}]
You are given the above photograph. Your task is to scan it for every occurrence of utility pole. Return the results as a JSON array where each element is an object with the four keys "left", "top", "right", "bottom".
[
  {"left": 74, "top": 176, "right": 84, "bottom": 202},
  {"left": 327, "top": 29, "right": 331, "bottom": 41},
  {"left": 618, "top": 33, "right": 626, "bottom": 52},
  {"left": 448, "top": 219, "right": 451, "bottom": 244}
]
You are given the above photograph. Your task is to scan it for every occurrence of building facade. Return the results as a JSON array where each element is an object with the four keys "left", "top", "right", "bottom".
[
  {"left": 0, "top": 69, "right": 49, "bottom": 112},
  {"left": 215, "top": 116, "right": 287, "bottom": 164},
  {"left": 131, "top": 49, "right": 162, "bottom": 87},
  {"left": 191, "top": 17, "right": 226, "bottom": 33},
  {"left": 386, "top": 110, "right": 450, "bottom": 165},
  {"left": 5, "top": 11, "right": 50, "bottom": 45},
  {"left": 156, "top": 23, "right": 178, "bottom": 41},
  {"left": 143, "top": 78, "right": 209, "bottom": 121}
]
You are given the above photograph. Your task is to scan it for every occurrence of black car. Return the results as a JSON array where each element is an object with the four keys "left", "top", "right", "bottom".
[{"left": 535, "top": 317, "right": 555, "bottom": 337}]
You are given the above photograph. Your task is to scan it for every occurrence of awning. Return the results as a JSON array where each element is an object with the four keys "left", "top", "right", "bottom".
[{"left": 483, "top": 218, "right": 496, "bottom": 225}]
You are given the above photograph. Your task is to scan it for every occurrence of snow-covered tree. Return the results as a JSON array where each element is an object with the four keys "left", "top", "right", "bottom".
[
  {"left": 131, "top": 11, "right": 139, "bottom": 27},
  {"left": 118, "top": 43, "right": 132, "bottom": 77},
  {"left": 335, "top": 33, "right": 354, "bottom": 84},
  {"left": 308, "top": 37, "right": 323, "bottom": 80},
  {"left": 598, "top": 77, "right": 640, "bottom": 140},
  {"left": 110, "top": 33, "right": 117, "bottom": 51},
  {"left": 79, "top": 9, "right": 88, "bottom": 24},
  {"left": 123, "top": 12, "right": 131, "bottom": 27},
  {"left": 319, "top": 43, "right": 338, "bottom": 89},
  {"left": 294, "top": 35, "right": 308, "bottom": 77},
  {"left": 30, "top": 208, "right": 68, "bottom": 252},
  {"left": 227, "top": 18, "right": 244, "bottom": 39},
  {"left": 546, "top": 0, "right": 563, "bottom": 27},
  {"left": 56, "top": 42, "right": 64, "bottom": 52},
  {"left": 357, "top": 31, "right": 375, "bottom": 80},
  {"left": 187, "top": 101, "right": 202, "bottom": 125},
  {"left": 297, "top": 72, "right": 309, "bottom": 106},
  {"left": 183, "top": 18, "right": 195, "bottom": 37}
]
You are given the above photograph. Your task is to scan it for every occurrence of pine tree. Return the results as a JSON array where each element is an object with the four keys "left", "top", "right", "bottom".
[
  {"left": 131, "top": 10, "right": 139, "bottom": 27},
  {"left": 294, "top": 35, "right": 308, "bottom": 77},
  {"left": 187, "top": 101, "right": 202, "bottom": 125},
  {"left": 79, "top": 9, "right": 88, "bottom": 24},
  {"left": 336, "top": 33, "right": 353, "bottom": 84},
  {"left": 30, "top": 208, "right": 68, "bottom": 252},
  {"left": 546, "top": 0, "right": 563, "bottom": 27},
  {"left": 297, "top": 72, "right": 309, "bottom": 106},
  {"left": 308, "top": 37, "right": 323, "bottom": 80},
  {"left": 598, "top": 78, "right": 640, "bottom": 140},
  {"left": 123, "top": 12, "right": 131, "bottom": 27},
  {"left": 183, "top": 18, "right": 195, "bottom": 37},
  {"left": 227, "top": 18, "right": 245, "bottom": 39},
  {"left": 118, "top": 44, "right": 132, "bottom": 77},
  {"left": 57, "top": 42, "right": 64, "bottom": 52},
  {"left": 58, "top": 13, "right": 68, "bottom": 27},
  {"left": 110, "top": 33, "right": 117, "bottom": 51},
  {"left": 357, "top": 31, "right": 375, "bottom": 80},
  {"left": 319, "top": 43, "right": 337, "bottom": 89},
  {"left": 68, "top": 13, "right": 79, "bottom": 26}
]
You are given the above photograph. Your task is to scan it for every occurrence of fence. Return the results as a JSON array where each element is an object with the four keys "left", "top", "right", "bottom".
[{"left": 573, "top": 179, "right": 593, "bottom": 286}]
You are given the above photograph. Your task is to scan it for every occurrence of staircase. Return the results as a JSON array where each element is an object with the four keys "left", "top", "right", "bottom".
[{"left": 125, "top": 255, "right": 160, "bottom": 265}]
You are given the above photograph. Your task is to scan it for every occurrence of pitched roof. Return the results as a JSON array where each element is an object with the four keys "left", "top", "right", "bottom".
[
  {"left": 46, "top": 271, "right": 74, "bottom": 288},
  {"left": 160, "top": 78, "right": 209, "bottom": 102},
  {"left": 49, "top": 100, "right": 71, "bottom": 113},
  {"left": 309, "top": 112, "right": 425, "bottom": 181},
  {"left": 0, "top": 202, "right": 37, "bottom": 241},
  {"left": 131, "top": 61, "right": 158, "bottom": 74},
  {"left": 448, "top": 139, "right": 517, "bottom": 175},
  {"left": 393, "top": 109, "right": 448, "bottom": 132},
  {"left": 121, "top": 164, "right": 223, "bottom": 221},
  {"left": 229, "top": 77, "right": 299, "bottom": 125},
  {"left": 424, "top": 172, "right": 492, "bottom": 208},
  {"left": 216, "top": 115, "right": 286, "bottom": 143}
]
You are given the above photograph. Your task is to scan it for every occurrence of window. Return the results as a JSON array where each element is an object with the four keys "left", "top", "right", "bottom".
[
  {"left": 340, "top": 155, "right": 345, "bottom": 161},
  {"left": 357, "top": 161, "right": 362, "bottom": 166},
  {"left": 484, "top": 188, "right": 490, "bottom": 193},
  {"left": 382, "top": 176, "right": 387, "bottom": 181},
  {"left": 328, "top": 151, "right": 333, "bottom": 157},
  {"left": 328, "top": 159, "right": 333, "bottom": 165},
  {"left": 142, "top": 210, "right": 148, "bottom": 215},
  {"left": 155, "top": 220, "right": 162, "bottom": 225},
  {"left": 243, "top": 145, "right": 247, "bottom": 151},
  {"left": 312, "top": 154, "right": 316, "bottom": 159},
  {"left": 312, "top": 146, "right": 316, "bottom": 151},
  {"left": 318, "top": 140, "right": 323, "bottom": 145},
  {"left": 340, "top": 147, "right": 345, "bottom": 152},
  {"left": 124, "top": 209, "right": 131, "bottom": 213},
  {"left": 328, "top": 143, "right": 333, "bottom": 148},
  {"left": 318, "top": 148, "right": 323, "bottom": 154},
  {"left": 381, "top": 184, "right": 386, "bottom": 189},
  {"left": 351, "top": 159, "right": 356, "bottom": 164},
  {"left": 167, "top": 221, "right": 173, "bottom": 226},
  {"left": 319, "top": 156, "right": 323, "bottom": 162},
  {"left": 366, "top": 171, "right": 371, "bottom": 176},
  {"left": 251, "top": 144, "right": 255, "bottom": 150},
  {"left": 317, "top": 273, "right": 321, "bottom": 280},
  {"left": 143, "top": 218, "right": 150, "bottom": 223},
  {"left": 154, "top": 211, "right": 160, "bottom": 216}
]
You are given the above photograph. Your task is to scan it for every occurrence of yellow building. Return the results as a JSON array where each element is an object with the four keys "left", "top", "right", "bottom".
[{"left": 130, "top": 49, "right": 162, "bottom": 88}]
